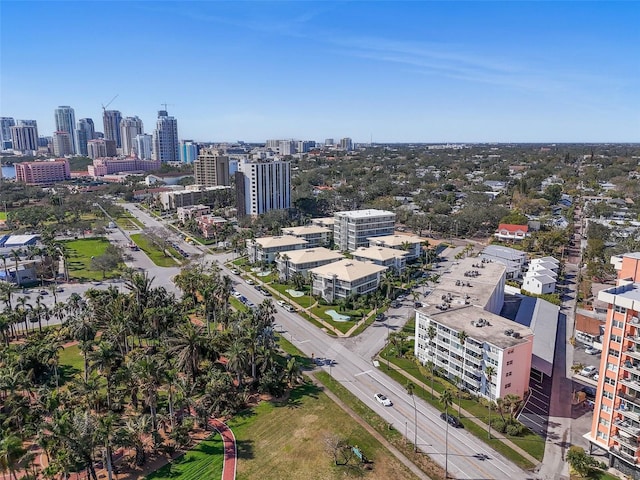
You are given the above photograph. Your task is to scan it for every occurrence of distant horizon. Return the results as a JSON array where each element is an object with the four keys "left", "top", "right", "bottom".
[{"left": 1, "top": 2, "right": 638, "bottom": 143}]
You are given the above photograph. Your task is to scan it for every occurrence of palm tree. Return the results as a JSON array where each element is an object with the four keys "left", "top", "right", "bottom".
[
  {"left": 0, "top": 434, "right": 26, "bottom": 480},
  {"left": 10, "top": 250, "right": 20, "bottom": 286},
  {"left": 226, "top": 339, "right": 249, "bottom": 388},
  {"left": 168, "top": 321, "right": 206, "bottom": 382},
  {"left": 88, "top": 341, "right": 121, "bottom": 410},
  {"left": 440, "top": 389, "right": 454, "bottom": 479},
  {"left": 284, "top": 357, "right": 303, "bottom": 387},
  {"left": 456, "top": 329, "right": 468, "bottom": 417},
  {"left": 485, "top": 365, "right": 496, "bottom": 439},
  {"left": 15, "top": 296, "right": 32, "bottom": 337},
  {"left": 406, "top": 381, "right": 418, "bottom": 452}
]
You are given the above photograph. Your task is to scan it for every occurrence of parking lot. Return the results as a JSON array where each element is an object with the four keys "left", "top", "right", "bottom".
[{"left": 519, "top": 371, "right": 552, "bottom": 438}]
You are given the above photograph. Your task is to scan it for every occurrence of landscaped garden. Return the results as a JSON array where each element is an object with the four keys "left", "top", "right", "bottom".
[{"left": 144, "top": 434, "right": 223, "bottom": 480}]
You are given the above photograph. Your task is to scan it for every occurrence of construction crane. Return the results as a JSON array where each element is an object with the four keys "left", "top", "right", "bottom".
[{"left": 101, "top": 94, "right": 119, "bottom": 112}]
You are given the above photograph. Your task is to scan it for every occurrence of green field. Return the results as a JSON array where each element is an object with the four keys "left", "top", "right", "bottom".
[
  {"left": 0, "top": 212, "right": 6, "bottom": 220},
  {"left": 62, "top": 238, "right": 118, "bottom": 280},
  {"left": 58, "top": 344, "right": 83, "bottom": 384},
  {"left": 130, "top": 234, "right": 181, "bottom": 267},
  {"left": 145, "top": 434, "right": 224, "bottom": 480}
]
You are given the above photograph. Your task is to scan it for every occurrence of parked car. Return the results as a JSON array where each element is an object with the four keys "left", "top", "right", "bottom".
[
  {"left": 39, "top": 290, "right": 48, "bottom": 295},
  {"left": 374, "top": 393, "right": 392, "bottom": 406},
  {"left": 276, "top": 300, "right": 286, "bottom": 307},
  {"left": 230, "top": 268, "right": 240, "bottom": 275},
  {"left": 375, "top": 313, "right": 385, "bottom": 322},
  {"left": 440, "top": 412, "right": 462, "bottom": 428},
  {"left": 245, "top": 278, "right": 254, "bottom": 285},
  {"left": 414, "top": 301, "right": 422, "bottom": 308},
  {"left": 585, "top": 346, "right": 601, "bottom": 355},
  {"left": 390, "top": 301, "right": 400, "bottom": 308},
  {"left": 232, "top": 291, "right": 242, "bottom": 298},
  {"left": 284, "top": 304, "right": 296, "bottom": 313},
  {"left": 580, "top": 366, "right": 598, "bottom": 377}
]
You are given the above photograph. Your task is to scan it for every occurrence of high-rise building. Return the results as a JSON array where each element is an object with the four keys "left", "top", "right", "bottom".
[
  {"left": 0, "top": 117, "right": 15, "bottom": 149},
  {"left": 180, "top": 140, "right": 199, "bottom": 163},
  {"left": 87, "top": 139, "right": 117, "bottom": 159},
  {"left": 194, "top": 148, "right": 230, "bottom": 186},
  {"left": 52, "top": 131, "right": 72, "bottom": 156},
  {"left": 235, "top": 158, "right": 291, "bottom": 218},
  {"left": 587, "top": 253, "right": 640, "bottom": 474},
  {"left": 10, "top": 121, "right": 39, "bottom": 152},
  {"left": 135, "top": 134, "right": 153, "bottom": 160},
  {"left": 333, "top": 209, "right": 396, "bottom": 252},
  {"left": 102, "top": 110, "right": 122, "bottom": 148},
  {"left": 15, "top": 159, "right": 71, "bottom": 185},
  {"left": 325, "top": 138, "right": 335, "bottom": 146},
  {"left": 279, "top": 140, "right": 296, "bottom": 156},
  {"left": 340, "top": 137, "right": 353, "bottom": 151},
  {"left": 76, "top": 118, "right": 95, "bottom": 156},
  {"left": 296, "top": 140, "right": 316, "bottom": 153},
  {"left": 120, "top": 116, "right": 144, "bottom": 156},
  {"left": 135, "top": 133, "right": 153, "bottom": 160},
  {"left": 152, "top": 110, "right": 179, "bottom": 162},
  {"left": 54, "top": 106, "right": 77, "bottom": 154}
]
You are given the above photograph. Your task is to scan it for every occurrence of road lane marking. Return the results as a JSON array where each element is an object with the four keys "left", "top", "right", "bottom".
[{"left": 354, "top": 370, "right": 372, "bottom": 377}]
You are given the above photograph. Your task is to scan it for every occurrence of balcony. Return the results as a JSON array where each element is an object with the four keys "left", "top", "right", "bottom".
[
  {"left": 612, "top": 434, "right": 640, "bottom": 450},
  {"left": 620, "top": 392, "right": 640, "bottom": 408},
  {"left": 624, "top": 348, "right": 640, "bottom": 362},
  {"left": 465, "top": 342, "right": 483, "bottom": 355},
  {"left": 618, "top": 406, "right": 640, "bottom": 422},
  {"left": 614, "top": 419, "right": 640, "bottom": 437},
  {"left": 620, "top": 360, "right": 640, "bottom": 374},
  {"left": 610, "top": 446, "right": 639, "bottom": 464},
  {"left": 619, "top": 377, "right": 640, "bottom": 391}
]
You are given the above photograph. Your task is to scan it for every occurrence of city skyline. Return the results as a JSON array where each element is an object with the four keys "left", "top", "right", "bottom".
[{"left": 1, "top": 1, "right": 638, "bottom": 143}]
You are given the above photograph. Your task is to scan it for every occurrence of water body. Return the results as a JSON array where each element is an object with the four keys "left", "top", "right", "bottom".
[{"left": 1, "top": 165, "right": 16, "bottom": 178}]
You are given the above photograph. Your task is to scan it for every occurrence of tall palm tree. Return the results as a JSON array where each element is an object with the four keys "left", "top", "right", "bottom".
[
  {"left": 0, "top": 280, "right": 15, "bottom": 311},
  {"left": 456, "top": 329, "right": 468, "bottom": 417},
  {"left": 88, "top": 341, "right": 121, "bottom": 410},
  {"left": 168, "top": 321, "right": 206, "bottom": 382},
  {"left": 406, "top": 381, "right": 418, "bottom": 451},
  {"left": 15, "top": 296, "right": 32, "bottom": 337},
  {"left": 440, "top": 389, "right": 454, "bottom": 479},
  {"left": 67, "top": 312, "right": 97, "bottom": 381},
  {"left": 485, "top": 365, "right": 496, "bottom": 439},
  {"left": 226, "top": 339, "right": 249, "bottom": 388},
  {"left": 0, "top": 434, "right": 27, "bottom": 480},
  {"left": 10, "top": 250, "right": 21, "bottom": 286}
]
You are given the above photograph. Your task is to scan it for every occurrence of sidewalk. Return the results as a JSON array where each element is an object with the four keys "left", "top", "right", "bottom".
[{"left": 380, "top": 358, "right": 542, "bottom": 469}]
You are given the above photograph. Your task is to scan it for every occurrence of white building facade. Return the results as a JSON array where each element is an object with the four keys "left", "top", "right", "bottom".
[
  {"left": 235, "top": 159, "right": 291, "bottom": 218},
  {"left": 333, "top": 209, "right": 396, "bottom": 252}
]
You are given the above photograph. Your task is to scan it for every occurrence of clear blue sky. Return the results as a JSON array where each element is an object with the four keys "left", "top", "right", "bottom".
[{"left": 1, "top": 1, "right": 638, "bottom": 143}]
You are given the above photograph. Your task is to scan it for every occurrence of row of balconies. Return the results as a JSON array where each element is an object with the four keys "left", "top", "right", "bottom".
[{"left": 610, "top": 445, "right": 639, "bottom": 464}]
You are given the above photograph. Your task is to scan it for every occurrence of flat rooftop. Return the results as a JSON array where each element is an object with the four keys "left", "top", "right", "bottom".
[
  {"left": 334, "top": 209, "right": 395, "bottom": 219},
  {"left": 482, "top": 244, "right": 527, "bottom": 261},
  {"left": 429, "top": 256, "right": 506, "bottom": 310},
  {"left": 421, "top": 304, "right": 533, "bottom": 349},
  {"left": 311, "top": 217, "right": 335, "bottom": 226},
  {"left": 599, "top": 282, "right": 640, "bottom": 311}
]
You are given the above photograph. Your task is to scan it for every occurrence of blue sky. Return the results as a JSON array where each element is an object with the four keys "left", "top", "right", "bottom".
[{"left": 1, "top": 1, "right": 638, "bottom": 143}]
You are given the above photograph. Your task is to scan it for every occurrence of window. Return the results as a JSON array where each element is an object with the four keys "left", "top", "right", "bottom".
[
  {"left": 505, "top": 383, "right": 511, "bottom": 388},
  {"left": 613, "top": 320, "right": 624, "bottom": 328},
  {"left": 597, "top": 431, "right": 608, "bottom": 441},
  {"left": 506, "top": 360, "right": 513, "bottom": 366},
  {"left": 507, "top": 349, "right": 514, "bottom": 354},
  {"left": 611, "top": 334, "right": 622, "bottom": 344},
  {"left": 605, "top": 377, "right": 616, "bottom": 386},
  {"left": 615, "top": 305, "right": 627, "bottom": 314},
  {"left": 506, "top": 372, "right": 512, "bottom": 377},
  {"left": 607, "top": 363, "right": 618, "bottom": 373},
  {"left": 609, "top": 348, "right": 620, "bottom": 358},
  {"left": 599, "top": 417, "right": 610, "bottom": 427},
  {"left": 603, "top": 391, "right": 614, "bottom": 399}
]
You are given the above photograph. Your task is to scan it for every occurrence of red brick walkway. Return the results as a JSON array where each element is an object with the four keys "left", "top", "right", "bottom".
[{"left": 209, "top": 418, "right": 237, "bottom": 480}]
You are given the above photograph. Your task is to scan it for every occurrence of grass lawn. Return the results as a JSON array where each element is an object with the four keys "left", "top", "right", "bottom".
[
  {"left": 230, "top": 297, "right": 249, "bottom": 313},
  {"left": 62, "top": 237, "right": 118, "bottom": 281},
  {"left": 310, "top": 303, "right": 366, "bottom": 334},
  {"left": 130, "top": 234, "right": 181, "bottom": 268},
  {"left": 58, "top": 344, "right": 83, "bottom": 383},
  {"left": 269, "top": 282, "right": 315, "bottom": 308},
  {"left": 145, "top": 434, "right": 224, "bottom": 480},
  {"left": 0, "top": 212, "right": 8, "bottom": 220},
  {"left": 229, "top": 382, "right": 419, "bottom": 480}
]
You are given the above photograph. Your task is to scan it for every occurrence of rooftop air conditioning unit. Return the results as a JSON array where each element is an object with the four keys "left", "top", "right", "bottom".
[
  {"left": 504, "top": 329, "right": 514, "bottom": 336},
  {"left": 512, "top": 332, "right": 521, "bottom": 339}
]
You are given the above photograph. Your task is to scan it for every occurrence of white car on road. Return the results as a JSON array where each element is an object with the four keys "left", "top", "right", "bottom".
[{"left": 374, "top": 393, "right": 392, "bottom": 406}]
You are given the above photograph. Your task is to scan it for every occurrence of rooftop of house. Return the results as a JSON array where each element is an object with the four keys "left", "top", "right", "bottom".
[
  {"left": 482, "top": 244, "right": 527, "bottom": 261},
  {"left": 309, "top": 258, "right": 387, "bottom": 282},
  {"left": 352, "top": 245, "right": 408, "bottom": 261},
  {"left": 496, "top": 223, "right": 529, "bottom": 233},
  {"left": 250, "top": 235, "right": 309, "bottom": 249},
  {"left": 278, "top": 247, "right": 344, "bottom": 265},
  {"left": 367, "top": 233, "right": 426, "bottom": 247},
  {"left": 311, "top": 217, "right": 335, "bottom": 227},
  {"left": 281, "top": 225, "right": 333, "bottom": 236}
]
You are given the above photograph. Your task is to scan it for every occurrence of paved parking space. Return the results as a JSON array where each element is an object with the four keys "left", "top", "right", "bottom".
[{"left": 519, "top": 370, "right": 552, "bottom": 438}]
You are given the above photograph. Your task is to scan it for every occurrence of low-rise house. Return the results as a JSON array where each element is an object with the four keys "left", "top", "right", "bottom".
[
  {"left": 246, "top": 235, "right": 308, "bottom": 264},
  {"left": 522, "top": 273, "right": 556, "bottom": 295},
  {"left": 495, "top": 224, "right": 529, "bottom": 242},
  {"left": 367, "top": 234, "right": 425, "bottom": 261},
  {"left": 281, "top": 225, "right": 333, "bottom": 248},
  {"left": 480, "top": 245, "right": 527, "bottom": 279},
  {"left": 177, "top": 204, "right": 210, "bottom": 223},
  {"left": 197, "top": 215, "right": 227, "bottom": 239},
  {"left": 276, "top": 247, "right": 344, "bottom": 282},
  {"left": 310, "top": 259, "right": 387, "bottom": 302},
  {"left": 352, "top": 246, "right": 408, "bottom": 273}
]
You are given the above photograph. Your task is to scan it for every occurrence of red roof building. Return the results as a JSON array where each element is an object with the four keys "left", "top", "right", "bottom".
[{"left": 494, "top": 223, "right": 529, "bottom": 241}]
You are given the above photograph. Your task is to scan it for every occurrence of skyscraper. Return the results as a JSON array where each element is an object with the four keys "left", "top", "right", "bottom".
[
  {"left": 120, "top": 116, "right": 144, "bottom": 156},
  {"left": 87, "top": 139, "right": 117, "bottom": 159},
  {"left": 53, "top": 131, "right": 72, "bottom": 157},
  {"left": 102, "top": 110, "right": 122, "bottom": 149},
  {"left": 235, "top": 158, "right": 291, "bottom": 218},
  {"left": 340, "top": 137, "right": 353, "bottom": 151},
  {"left": 0, "top": 117, "right": 15, "bottom": 149},
  {"left": 152, "top": 110, "right": 179, "bottom": 162},
  {"left": 194, "top": 148, "right": 230, "bottom": 186},
  {"left": 135, "top": 134, "right": 153, "bottom": 160},
  {"left": 10, "top": 121, "right": 39, "bottom": 152},
  {"left": 54, "top": 106, "right": 77, "bottom": 154},
  {"left": 179, "top": 140, "right": 199, "bottom": 163},
  {"left": 76, "top": 118, "right": 95, "bottom": 156}
]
